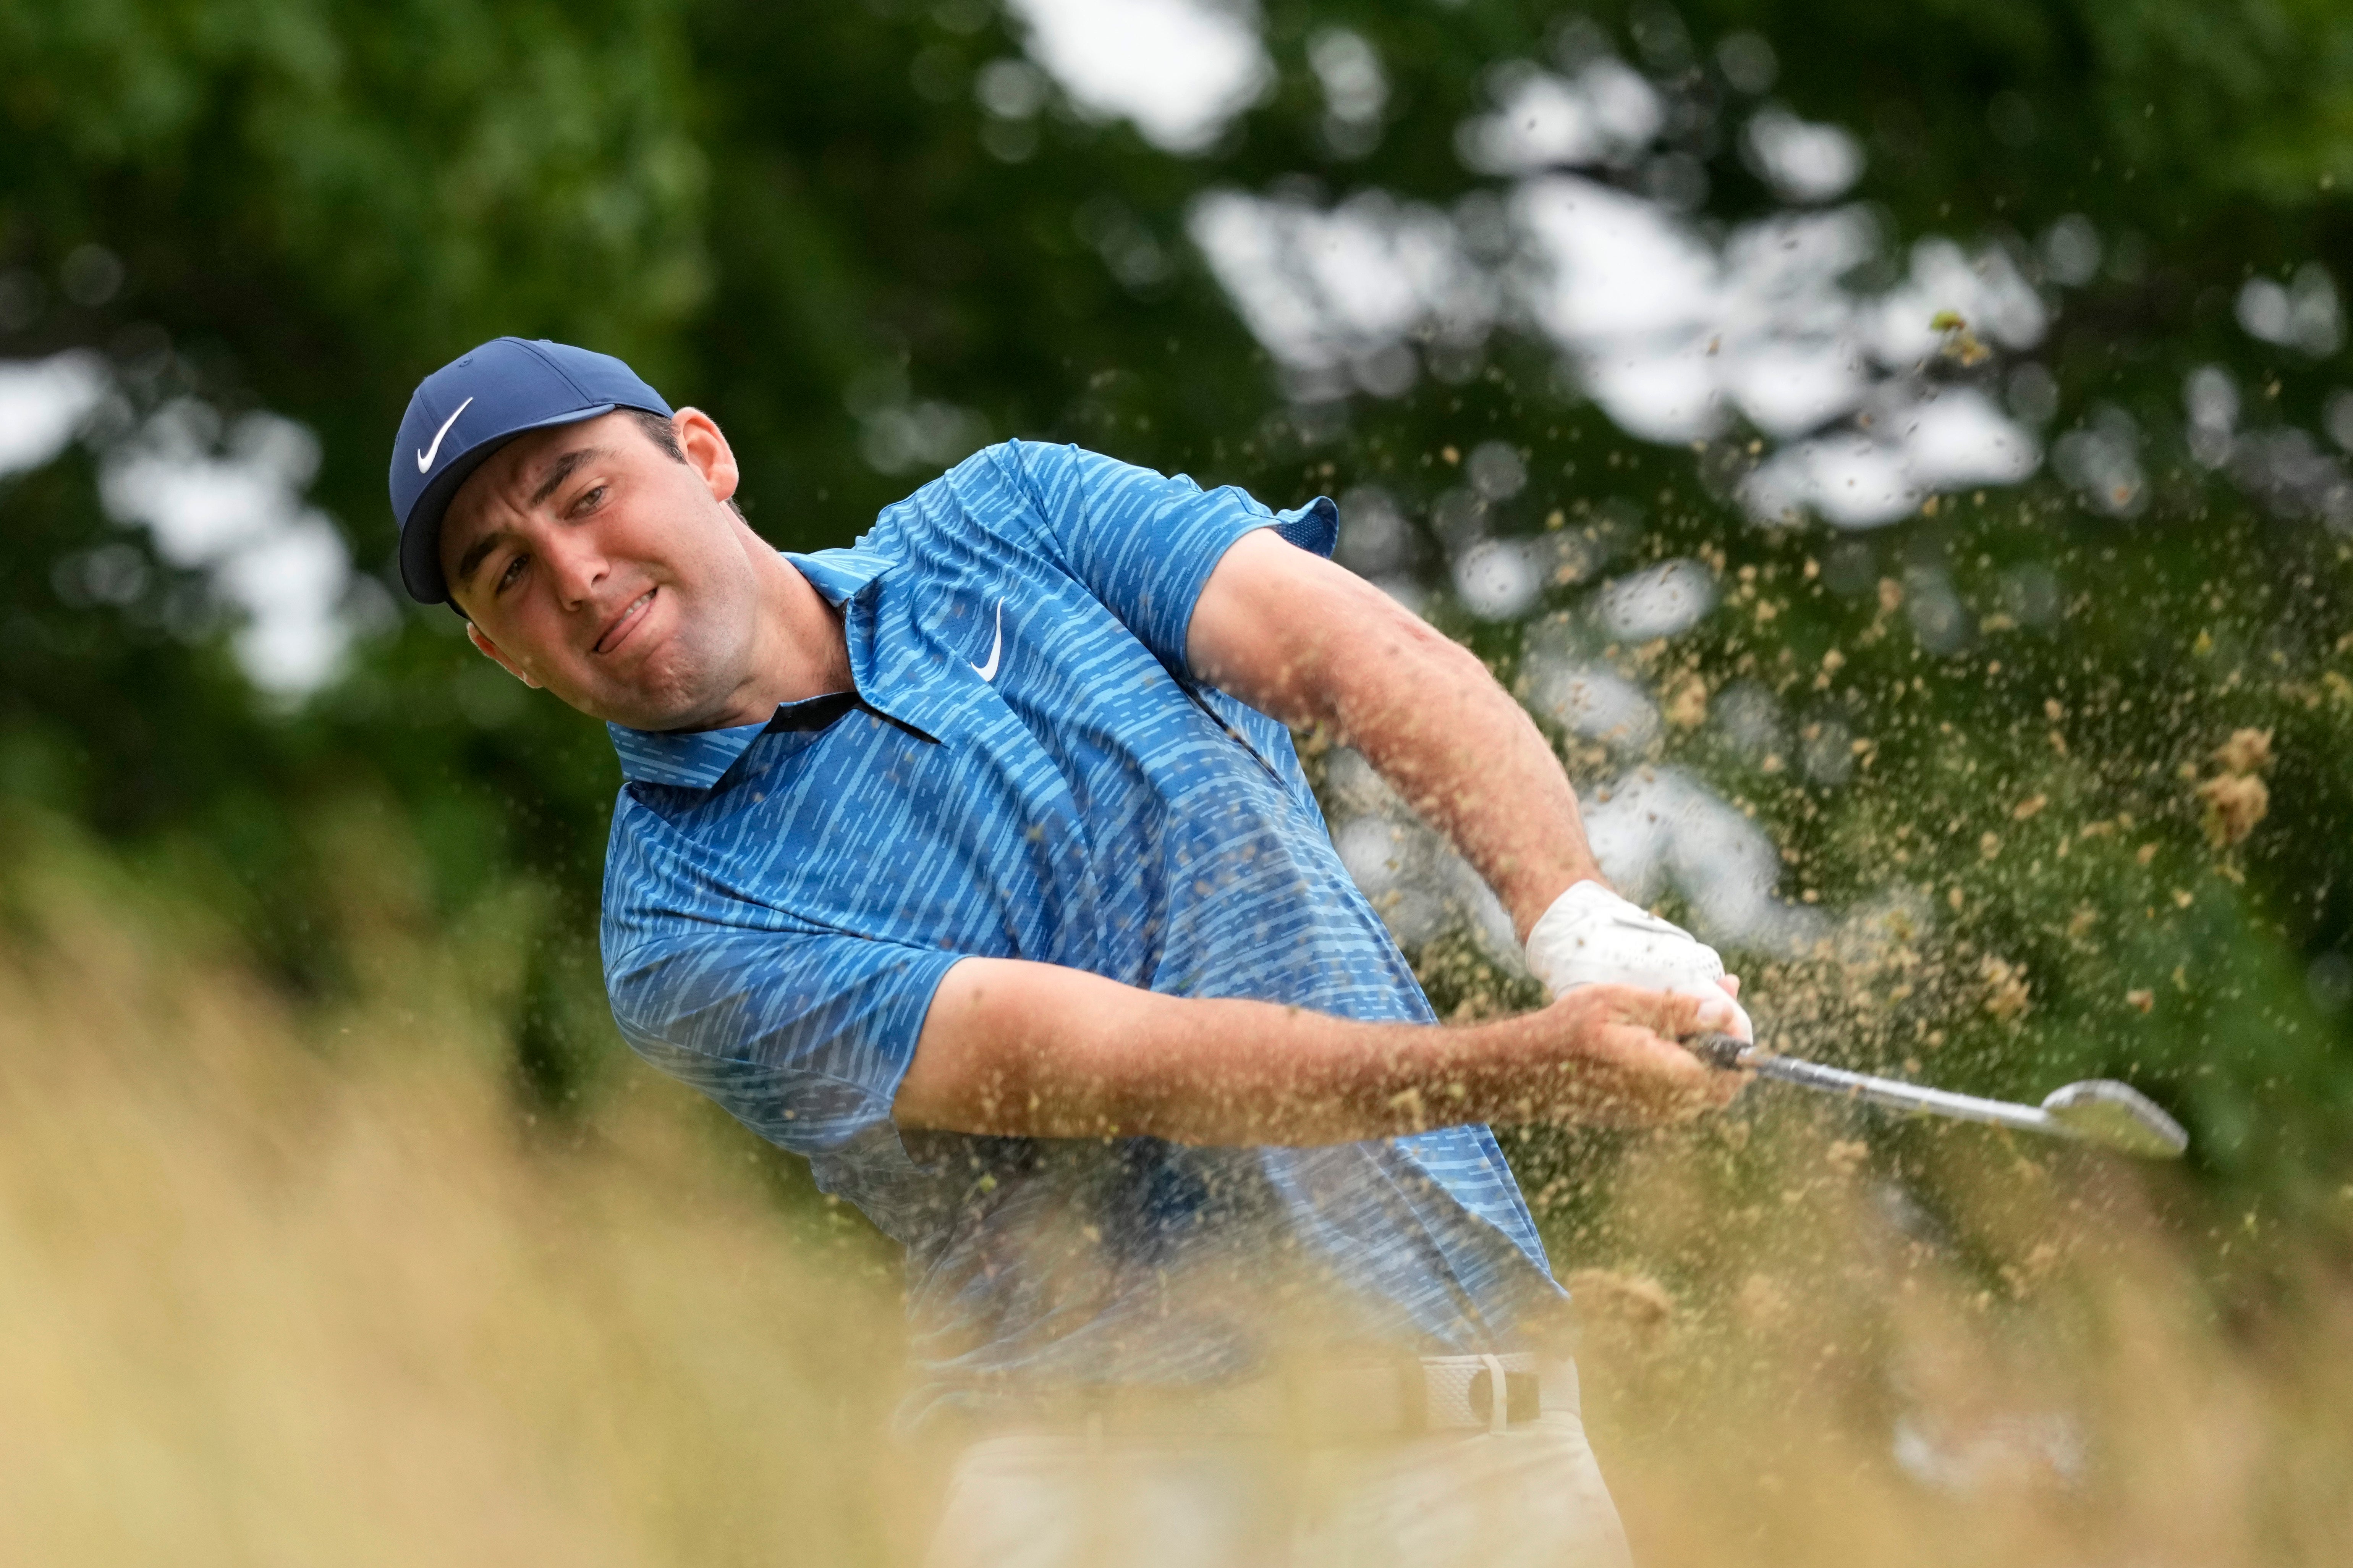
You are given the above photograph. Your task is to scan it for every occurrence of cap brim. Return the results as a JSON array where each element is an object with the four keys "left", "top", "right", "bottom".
[{"left": 399, "top": 402, "right": 619, "bottom": 607}]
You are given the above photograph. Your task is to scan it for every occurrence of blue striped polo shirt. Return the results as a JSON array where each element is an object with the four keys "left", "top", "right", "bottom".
[{"left": 599, "top": 440, "right": 1568, "bottom": 1424}]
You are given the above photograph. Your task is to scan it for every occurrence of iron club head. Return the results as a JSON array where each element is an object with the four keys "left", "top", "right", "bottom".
[{"left": 2038, "top": 1080, "right": 2190, "bottom": 1159}]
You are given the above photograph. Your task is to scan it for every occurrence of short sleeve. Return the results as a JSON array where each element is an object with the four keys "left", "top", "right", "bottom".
[
  {"left": 992, "top": 441, "right": 1338, "bottom": 677},
  {"left": 605, "top": 925, "right": 964, "bottom": 1156}
]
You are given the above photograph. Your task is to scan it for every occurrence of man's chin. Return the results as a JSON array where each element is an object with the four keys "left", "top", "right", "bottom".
[
  {"left": 549, "top": 636, "right": 749, "bottom": 731},
  {"left": 589, "top": 697, "right": 711, "bottom": 733},
  {"left": 580, "top": 676, "right": 739, "bottom": 735}
]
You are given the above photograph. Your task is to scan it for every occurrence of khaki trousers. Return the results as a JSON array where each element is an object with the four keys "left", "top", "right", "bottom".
[{"left": 922, "top": 1364, "right": 1633, "bottom": 1568}]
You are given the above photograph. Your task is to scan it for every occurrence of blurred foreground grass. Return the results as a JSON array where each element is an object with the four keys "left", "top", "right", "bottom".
[
  {"left": 3, "top": 804, "right": 2350, "bottom": 1566},
  {"left": 0, "top": 806, "right": 922, "bottom": 1566}
]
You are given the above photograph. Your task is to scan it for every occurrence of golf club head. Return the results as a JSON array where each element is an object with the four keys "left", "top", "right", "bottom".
[{"left": 2038, "top": 1080, "right": 2189, "bottom": 1159}]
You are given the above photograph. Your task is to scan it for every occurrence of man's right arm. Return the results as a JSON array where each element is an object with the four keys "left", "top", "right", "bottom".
[{"left": 891, "top": 957, "right": 1746, "bottom": 1146}]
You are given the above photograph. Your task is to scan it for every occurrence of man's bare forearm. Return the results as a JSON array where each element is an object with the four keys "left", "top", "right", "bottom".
[
  {"left": 1187, "top": 533, "right": 1602, "bottom": 938},
  {"left": 1322, "top": 609, "right": 1601, "bottom": 937},
  {"left": 892, "top": 956, "right": 1733, "bottom": 1145}
]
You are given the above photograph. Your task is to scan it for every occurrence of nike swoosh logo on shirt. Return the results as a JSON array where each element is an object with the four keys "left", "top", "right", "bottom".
[
  {"left": 416, "top": 396, "right": 474, "bottom": 473},
  {"left": 972, "top": 598, "right": 1004, "bottom": 682}
]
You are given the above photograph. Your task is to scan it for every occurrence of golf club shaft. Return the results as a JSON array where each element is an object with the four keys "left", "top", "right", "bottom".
[{"left": 1689, "top": 1032, "right": 2065, "bottom": 1140}]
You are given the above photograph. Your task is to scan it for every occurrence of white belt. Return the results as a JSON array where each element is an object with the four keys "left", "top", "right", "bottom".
[{"left": 1003, "top": 1355, "right": 1572, "bottom": 1442}]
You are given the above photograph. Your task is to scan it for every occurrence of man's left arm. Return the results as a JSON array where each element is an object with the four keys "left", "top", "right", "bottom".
[
  {"left": 1188, "top": 529, "right": 1750, "bottom": 1032},
  {"left": 1188, "top": 530, "right": 1595, "bottom": 941}
]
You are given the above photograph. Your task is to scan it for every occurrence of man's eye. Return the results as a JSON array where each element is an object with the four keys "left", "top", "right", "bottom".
[
  {"left": 497, "top": 554, "right": 527, "bottom": 593},
  {"left": 575, "top": 484, "right": 607, "bottom": 514}
]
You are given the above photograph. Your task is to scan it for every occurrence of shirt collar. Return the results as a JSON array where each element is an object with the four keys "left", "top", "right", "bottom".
[
  {"left": 605, "top": 546, "right": 911, "bottom": 790},
  {"left": 786, "top": 545, "right": 893, "bottom": 606},
  {"left": 607, "top": 714, "right": 772, "bottom": 789}
]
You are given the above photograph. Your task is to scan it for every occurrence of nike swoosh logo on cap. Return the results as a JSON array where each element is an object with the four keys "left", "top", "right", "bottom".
[
  {"left": 972, "top": 598, "right": 1004, "bottom": 682},
  {"left": 416, "top": 396, "right": 474, "bottom": 473}
]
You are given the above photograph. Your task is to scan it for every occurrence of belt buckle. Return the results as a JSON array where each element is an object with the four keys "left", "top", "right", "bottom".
[{"left": 1466, "top": 1366, "right": 1542, "bottom": 1427}]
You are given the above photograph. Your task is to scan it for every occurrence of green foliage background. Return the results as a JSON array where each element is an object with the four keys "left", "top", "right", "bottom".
[{"left": 3, "top": 0, "right": 2350, "bottom": 1225}]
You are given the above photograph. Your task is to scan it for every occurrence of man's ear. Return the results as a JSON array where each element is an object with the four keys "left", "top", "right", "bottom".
[
  {"left": 672, "top": 407, "right": 741, "bottom": 506},
  {"left": 466, "top": 622, "right": 542, "bottom": 688}
]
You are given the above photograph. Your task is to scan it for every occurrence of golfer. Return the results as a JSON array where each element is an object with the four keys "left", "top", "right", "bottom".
[{"left": 390, "top": 338, "right": 1752, "bottom": 1567}]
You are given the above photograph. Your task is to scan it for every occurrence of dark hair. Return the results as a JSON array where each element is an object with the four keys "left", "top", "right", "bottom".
[
  {"left": 630, "top": 407, "right": 687, "bottom": 463},
  {"left": 631, "top": 406, "right": 748, "bottom": 520}
]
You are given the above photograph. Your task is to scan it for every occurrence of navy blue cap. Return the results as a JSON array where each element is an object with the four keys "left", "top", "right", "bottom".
[{"left": 389, "top": 337, "right": 672, "bottom": 606}]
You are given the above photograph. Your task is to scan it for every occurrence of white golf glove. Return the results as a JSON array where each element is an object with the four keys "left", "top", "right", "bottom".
[{"left": 1523, "top": 881, "right": 1754, "bottom": 1043}]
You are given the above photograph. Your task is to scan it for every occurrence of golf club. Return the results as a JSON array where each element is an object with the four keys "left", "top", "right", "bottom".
[{"left": 1688, "top": 1033, "right": 2189, "bottom": 1160}]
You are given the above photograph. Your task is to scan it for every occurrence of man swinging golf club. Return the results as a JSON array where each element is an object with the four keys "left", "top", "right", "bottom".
[{"left": 390, "top": 337, "right": 1753, "bottom": 1568}]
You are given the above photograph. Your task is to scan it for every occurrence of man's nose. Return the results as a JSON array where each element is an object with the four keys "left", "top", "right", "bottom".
[{"left": 542, "top": 527, "right": 609, "bottom": 607}]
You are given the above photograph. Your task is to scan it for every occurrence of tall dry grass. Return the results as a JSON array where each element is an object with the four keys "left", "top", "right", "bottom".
[
  {"left": 3, "top": 806, "right": 2350, "bottom": 1565},
  {"left": 1558, "top": 1115, "right": 2353, "bottom": 1566},
  {"left": 0, "top": 813, "right": 922, "bottom": 1566}
]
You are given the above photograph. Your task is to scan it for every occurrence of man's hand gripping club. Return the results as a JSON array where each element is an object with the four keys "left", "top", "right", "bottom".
[{"left": 1523, "top": 880, "right": 1756, "bottom": 1041}]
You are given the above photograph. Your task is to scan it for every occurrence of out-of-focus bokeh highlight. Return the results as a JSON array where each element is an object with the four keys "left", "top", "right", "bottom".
[{"left": 3, "top": 0, "right": 2351, "bottom": 1561}]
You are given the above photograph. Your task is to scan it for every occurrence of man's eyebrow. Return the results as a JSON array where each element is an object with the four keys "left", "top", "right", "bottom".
[
  {"left": 529, "top": 446, "right": 604, "bottom": 508},
  {"left": 453, "top": 529, "right": 506, "bottom": 591}
]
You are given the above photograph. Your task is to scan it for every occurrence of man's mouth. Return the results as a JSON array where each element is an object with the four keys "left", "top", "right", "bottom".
[{"left": 594, "top": 589, "right": 656, "bottom": 656}]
